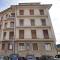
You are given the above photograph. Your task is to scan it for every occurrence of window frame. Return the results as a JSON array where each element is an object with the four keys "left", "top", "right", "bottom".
[
  {"left": 11, "top": 13, "right": 15, "bottom": 17},
  {"left": 33, "top": 43, "right": 38, "bottom": 50},
  {"left": 9, "top": 31, "right": 14, "bottom": 39},
  {"left": 2, "top": 43, "right": 5, "bottom": 50},
  {"left": 31, "top": 30, "right": 37, "bottom": 39},
  {"left": 40, "top": 9, "right": 44, "bottom": 15},
  {"left": 31, "top": 19, "right": 35, "bottom": 26},
  {"left": 19, "top": 19, "right": 24, "bottom": 26},
  {"left": 19, "top": 10, "right": 24, "bottom": 15},
  {"left": 0, "top": 24, "right": 1, "bottom": 29},
  {"left": 45, "top": 43, "right": 51, "bottom": 51},
  {"left": 43, "top": 30, "right": 49, "bottom": 39},
  {"left": 41, "top": 19, "right": 46, "bottom": 26},
  {"left": 19, "top": 43, "right": 25, "bottom": 50},
  {"left": 8, "top": 43, "right": 13, "bottom": 50},
  {"left": 30, "top": 9, "right": 34, "bottom": 15},
  {"left": 19, "top": 30, "right": 24, "bottom": 39},
  {"left": 10, "top": 22, "right": 14, "bottom": 28},
  {"left": 3, "top": 32, "right": 6, "bottom": 39},
  {"left": 5, "top": 23, "right": 7, "bottom": 28}
]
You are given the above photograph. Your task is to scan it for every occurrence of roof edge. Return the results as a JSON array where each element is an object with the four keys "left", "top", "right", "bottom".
[{"left": 0, "top": 3, "right": 52, "bottom": 14}]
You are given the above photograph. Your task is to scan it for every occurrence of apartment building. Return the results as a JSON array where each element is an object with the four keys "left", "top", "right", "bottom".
[{"left": 0, "top": 3, "right": 57, "bottom": 57}]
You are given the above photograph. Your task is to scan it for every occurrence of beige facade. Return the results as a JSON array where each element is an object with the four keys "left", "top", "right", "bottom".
[{"left": 0, "top": 3, "right": 57, "bottom": 57}]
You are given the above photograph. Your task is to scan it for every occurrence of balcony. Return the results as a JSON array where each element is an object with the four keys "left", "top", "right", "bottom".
[
  {"left": 17, "top": 15, "right": 48, "bottom": 18},
  {"left": 4, "top": 26, "right": 14, "bottom": 30},
  {"left": 7, "top": 17, "right": 15, "bottom": 20},
  {"left": 16, "top": 25, "right": 51, "bottom": 29},
  {"left": 3, "top": 37, "right": 14, "bottom": 41},
  {"left": 15, "top": 38, "right": 54, "bottom": 43},
  {"left": 3, "top": 27, "right": 14, "bottom": 31}
]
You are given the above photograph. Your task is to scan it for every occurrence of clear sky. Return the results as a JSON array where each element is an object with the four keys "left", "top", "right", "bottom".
[{"left": 0, "top": 0, "right": 60, "bottom": 44}]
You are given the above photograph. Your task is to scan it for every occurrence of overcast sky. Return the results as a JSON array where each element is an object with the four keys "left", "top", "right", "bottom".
[{"left": 0, "top": 0, "right": 60, "bottom": 44}]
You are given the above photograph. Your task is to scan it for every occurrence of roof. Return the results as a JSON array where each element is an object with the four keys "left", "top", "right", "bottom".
[{"left": 0, "top": 3, "right": 52, "bottom": 14}]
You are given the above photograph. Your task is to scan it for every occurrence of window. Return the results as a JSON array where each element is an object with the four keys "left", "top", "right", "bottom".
[
  {"left": 45, "top": 43, "right": 51, "bottom": 51},
  {"left": 19, "top": 43, "right": 25, "bottom": 50},
  {"left": 19, "top": 30, "right": 24, "bottom": 39},
  {"left": 30, "top": 9, "right": 34, "bottom": 15},
  {"left": 31, "top": 30, "right": 36, "bottom": 39},
  {"left": 41, "top": 19, "right": 46, "bottom": 26},
  {"left": 0, "top": 24, "right": 1, "bottom": 29},
  {"left": 31, "top": 19, "right": 35, "bottom": 26},
  {"left": 2, "top": 43, "right": 5, "bottom": 50},
  {"left": 40, "top": 9, "right": 44, "bottom": 15},
  {"left": 19, "top": 19, "right": 24, "bottom": 26},
  {"left": 3, "top": 32, "right": 6, "bottom": 39},
  {"left": 11, "top": 13, "right": 15, "bottom": 17},
  {"left": 43, "top": 30, "right": 49, "bottom": 39},
  {"left": 0, "top": 32, "right": 1, "bottom": 38},
  {"left": 19, "top": 10, "right": 24, "bottom": 15},
  {"left": 9, "top": 31, "right": 14, "bottom": 39},
  {"left": 33, "top": 43, "right": 38, "bottom": 50},
  {"left": 6, "top": 14, "right": 8, "bottom": 18},
  {"left": 8, "top": 43, "right": 13, "bottom": 50},
  {"left": 10, "top": 22, "right": 14, "bottom": 28},
  {"left": 1, "top": 16, "right": 3, "bottom": 20},
  {"left": 5, "top": 23, "right": 7, "bottom": 28},
  {"left": 26, "top": 43, "right": 30, "bottom": 49},
  {"left": 19, "top": 43, "right": 24, "bottom": 46}
]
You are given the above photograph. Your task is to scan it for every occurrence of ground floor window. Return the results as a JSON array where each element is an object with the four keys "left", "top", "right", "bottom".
[
  {"left": 2, "top": 43, "right": 5, "bottom": 50},
  {"left": 45, "top": 43, "right": 51, "bottom": 51},
  {"left": 19, "top": 43, "right": 25, "bottom": 50},
  {"left": 33, "top": 43, "right": 38, "bottom": 50},
  {"left": 8, "top": 43, "right": 13, "bottom": 50}
]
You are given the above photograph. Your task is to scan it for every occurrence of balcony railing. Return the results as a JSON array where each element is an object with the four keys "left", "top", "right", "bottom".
[
  {"left": 6, "top": 16, "right": 15, "bottom": 20},
  {"left": 4, "top": 25, "right": 14, "bottom": 29}
]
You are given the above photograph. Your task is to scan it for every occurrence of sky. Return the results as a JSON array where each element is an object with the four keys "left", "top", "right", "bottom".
[{"left": 0, "top": 0, "right": 60, "bottom": 44}]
